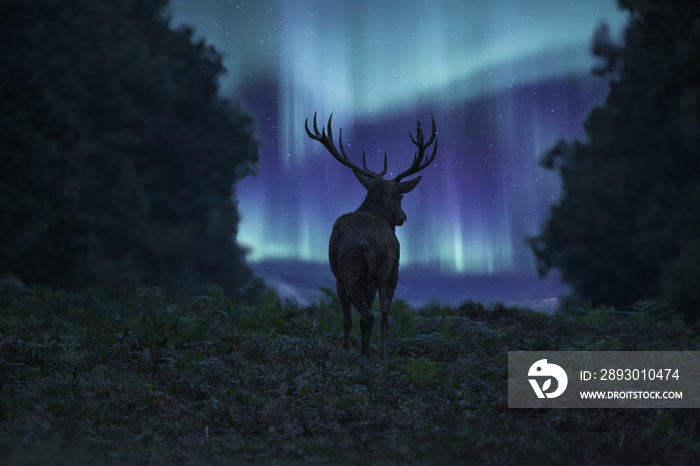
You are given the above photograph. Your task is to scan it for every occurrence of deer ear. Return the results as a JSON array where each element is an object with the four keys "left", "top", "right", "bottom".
[
  {"left": 397, "top": 176, "right": 421, "bottom": 194},
  {"left": 354, "top": 171, "right": 374, "bottom": 190}
]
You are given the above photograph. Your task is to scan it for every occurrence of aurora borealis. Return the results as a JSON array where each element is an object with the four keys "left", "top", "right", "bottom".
[{"left": 169, "top": 0, "right": 629, "bottom": 302}]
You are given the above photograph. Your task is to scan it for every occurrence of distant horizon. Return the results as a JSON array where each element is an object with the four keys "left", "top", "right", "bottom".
[{"left": 247, "top": 258, "right": 568, "bottom": 314}]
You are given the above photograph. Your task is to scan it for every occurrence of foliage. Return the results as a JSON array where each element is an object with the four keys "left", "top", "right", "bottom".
[
  {"left": 1, "top": 284, "right": 700, "bottom": 464},
  {"left": 0, "top": 0, "right": 258, "bottom": 291},
  {"left": 403, "top": 357, "right": 441, "bottom": 385},
  {"left": 529, "top": 1, "right": 700, "bottom": 318},
  {"left": 239, "top": 289, "right": 292, "bottom": 332}
]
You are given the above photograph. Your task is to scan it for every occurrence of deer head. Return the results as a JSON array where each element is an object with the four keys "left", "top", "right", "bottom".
[{"left": 305, "top": 112, "right": 437, "bottom": 228}]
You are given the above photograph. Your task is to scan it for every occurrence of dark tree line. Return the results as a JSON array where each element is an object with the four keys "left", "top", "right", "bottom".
[
  {"left": 530, "top": 0, "right": 700, "bottom": 318},
  {"left": 0, "top": 0, "right": 258, "bottom": 291}
]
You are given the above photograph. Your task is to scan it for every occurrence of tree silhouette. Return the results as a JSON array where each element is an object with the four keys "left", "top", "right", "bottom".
[
  {"left": 530, "top": 0, "right": 700, "bottom": 317},
  {"left": 0, "top": 0, "right": 258, "bottom": 291}
]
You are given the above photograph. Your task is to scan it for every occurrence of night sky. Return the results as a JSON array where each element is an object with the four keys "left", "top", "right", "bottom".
[{"left": 168, "top": 0, "right": 629, "bottom": 304}]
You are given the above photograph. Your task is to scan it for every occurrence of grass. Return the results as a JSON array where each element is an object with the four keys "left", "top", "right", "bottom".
[{"left": 1, "top": 280, "right": 700, "bottom": 464}]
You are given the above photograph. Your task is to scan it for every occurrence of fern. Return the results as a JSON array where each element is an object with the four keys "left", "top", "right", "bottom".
[{"left": 403, "top": 356, "right": 441, "bottom": 385}]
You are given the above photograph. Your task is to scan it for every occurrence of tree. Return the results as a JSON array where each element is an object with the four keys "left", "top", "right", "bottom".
[
  {"left": 0, "top": 0, "right": 258, "bottom": 291},
  {"left": 530, "top": 1, "right": 700, "bottom": 317}
]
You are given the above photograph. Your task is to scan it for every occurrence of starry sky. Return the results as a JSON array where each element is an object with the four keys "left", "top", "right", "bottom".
[{"left": 168, "top": 0, "right": 629, "bottom": 280}]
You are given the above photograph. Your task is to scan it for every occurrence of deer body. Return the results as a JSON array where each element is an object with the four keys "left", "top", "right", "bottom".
[
  {"left": 330, "top": 210, "right": 399, "bottom": 359},
  {"left": 306, "top": 113, "right": 437, "bottom": 359}
]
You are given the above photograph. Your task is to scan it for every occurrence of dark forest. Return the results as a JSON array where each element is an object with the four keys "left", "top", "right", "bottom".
[{"left": 1, "top": 0, "right": 258, "bottom": 292}]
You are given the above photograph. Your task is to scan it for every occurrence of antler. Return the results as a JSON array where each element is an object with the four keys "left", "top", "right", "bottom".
[
  {"left": 392, "top": 114, "right": 438, "bottom": 182},
  {"left": 305, "top": 112, "right": 387, "bottom": 179}
]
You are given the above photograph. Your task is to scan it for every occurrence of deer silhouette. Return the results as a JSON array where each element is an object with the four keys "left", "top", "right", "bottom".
[{"left": 305, "top": 113, "right": 437, "bottom": 360}]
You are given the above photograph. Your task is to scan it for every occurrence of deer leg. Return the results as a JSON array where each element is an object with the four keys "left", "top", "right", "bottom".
[
  {"left": 352, "top": 298, "right": 374, "bottom": 358},
  {"left": 360, "top": 307, "right": 374, "bottom": 357},
  {"left": 378, "top": 286, "right": 394, "bottom": 362},
  {"left": 336, "top": 283, "right": 352, "bottom": 351},
  {"left": 365, "top": 289, "right": 376, "bottom": 313}
]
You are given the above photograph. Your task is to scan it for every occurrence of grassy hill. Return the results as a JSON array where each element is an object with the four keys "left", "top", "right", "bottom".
[{"left": 1, "top": 282, "right": 699, "bottom": 464}]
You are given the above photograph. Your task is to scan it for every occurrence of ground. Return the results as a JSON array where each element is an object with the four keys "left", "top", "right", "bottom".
[{"left": 1, "top": 284, "right": 698, "bottom": 464}]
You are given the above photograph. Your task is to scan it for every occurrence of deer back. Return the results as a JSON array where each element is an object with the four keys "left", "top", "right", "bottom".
[{"left": 329, "top": 211, "right": 400, "bottom": 289}]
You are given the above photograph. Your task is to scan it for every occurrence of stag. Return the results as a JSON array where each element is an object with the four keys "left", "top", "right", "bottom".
[{"left": 305, "top": 112, "right": 437, "bottom": 360}]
